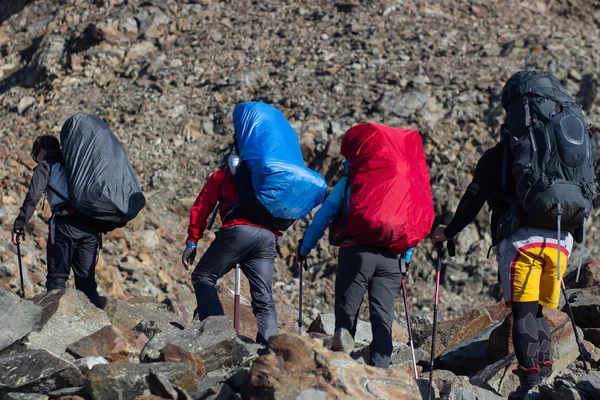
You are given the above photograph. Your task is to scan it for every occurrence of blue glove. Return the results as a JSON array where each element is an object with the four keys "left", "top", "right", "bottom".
[
  {"left": 404, "top": 248, "right": 414, "bottom": 264},
  {"left": 182, "top": 241, "right": 197, "bottom": 270}
]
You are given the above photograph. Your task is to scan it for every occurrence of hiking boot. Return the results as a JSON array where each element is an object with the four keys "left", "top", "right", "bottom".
[
  {"left": 508, "top": 366, "right": 542, "bottom": 400},
  {"left": 538, "top": 361, "right": 552, "bottom": 378},
  {"left": 331, "top": 328, "right": 355, "bottom": 354}
]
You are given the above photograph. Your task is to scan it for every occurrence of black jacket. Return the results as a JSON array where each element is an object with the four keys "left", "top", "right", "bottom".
[
  {"left": 444, "top": 142, "right": 517, "bottom": 245},
  {"left": 13, "top": 151, "right": 65, "bottom": 231}
]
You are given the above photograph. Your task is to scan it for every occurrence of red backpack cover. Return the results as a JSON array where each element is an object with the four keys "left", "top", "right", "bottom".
[{"left": 341, "top": 123, "right": 434, "bottom": 253}]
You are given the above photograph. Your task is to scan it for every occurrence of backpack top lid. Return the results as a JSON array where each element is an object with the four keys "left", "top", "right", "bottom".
[
  {"left": 60, "top": 113, "right": 146, "bottom": 224},
  {"left": 501, "top": 70, "right": 574, "bottom": 110},
  {"left": 232, "top": 102, "right": 327, "bottom": 220}
]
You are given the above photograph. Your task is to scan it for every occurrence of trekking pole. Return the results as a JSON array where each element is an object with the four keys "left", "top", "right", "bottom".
[
  {"left": 400, "top": 256, "right": 418, "bottom": 379},
  {"left": 298, "top": 258, "right": 304, "bottom": 335},
  {"left": 233, "top": 264, "right": 241, "bottom": 334},
  {"left": 561, "top": 280, "right": 589, "bottom": 373},
  {"left": 428, "top": 242, "right": 445, "bottom": 400},
  {"left": 16, "top": 241, "right": 25, "bottom": 299}
]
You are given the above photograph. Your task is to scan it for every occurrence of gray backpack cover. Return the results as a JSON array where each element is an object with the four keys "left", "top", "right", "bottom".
[
  {"left": 500, "top": 71, "right": 597, "bottom": 233},
  {"left": 60, "top": 114, "right": 146, "bottom": 231}
]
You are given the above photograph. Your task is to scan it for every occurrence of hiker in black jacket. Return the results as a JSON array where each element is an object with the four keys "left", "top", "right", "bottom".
[{"left": 12, "top": 135, "right": 102, "bottom": 308}]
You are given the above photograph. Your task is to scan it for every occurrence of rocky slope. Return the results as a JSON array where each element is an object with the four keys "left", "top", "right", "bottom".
[{"left": 1, "top": 0, "right": 600, "bottom": 326}]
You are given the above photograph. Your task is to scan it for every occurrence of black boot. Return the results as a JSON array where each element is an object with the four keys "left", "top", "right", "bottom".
[
  {"left": 508, "top": 366, "right": 542, "bottom": 400},
  {"left": 538, "top": 360, "right": 552, "bottom": 378}
]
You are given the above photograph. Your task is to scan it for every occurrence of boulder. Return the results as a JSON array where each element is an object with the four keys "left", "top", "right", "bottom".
[
  {"left": 564, "top": 261, "right": 600, "bottom": 289},
  {"left": 141, "top": 316, "right": 244, "bottom": 372},
  {"left": 539, "top": 369, "right": 582, "bottom": 400},
  {"left": 85, "top": 362, "right": 196, "bottom": 400},
  {"left": 243, "top": 333, "right": 421, "bottom": 399},
  {"left": 471, "top": 321, "right": 582, "bottom": 397},
  {"left": 73, "top": 356, "right": 109, "bottom": 375},
  {"left": 0, "top": 349, "right": 83, "bottom": 395},
  {"left": 436, "top": 321, "right": 502, "bottom": 375},
  {"left": 486, "top": 308, "right": 569, "bottom": 363},
  {"left": 483, "top": 303, "right": 511, "bottom": 322},
  {"left": 419, "top": 307, "right": 492, "bottom": 358},
  {"left": 0, "top": 289, "right": 43, "bottom": 352},
  {"left": 216, "top": 282, "right": 258, "bottom": 340},
  {"left": 439, "top": 375, "right": 503, "bottom": 400},
  {"left": 103, "top": 297, "right": 187, "bottom": 334},
  {"left": 568, "top": 296, "right": 600, "bottom": 329},
  {"left": 307, "top": 313, "right": 407, "bottom": 346},
  {"left": 66, "top": 325, "right": 149, "bottom": 362},
  {"left": 160, "top": 344, "right": 205, "bottom": 378},
  {"left": 2, "top": 290, "right": 111, "bottom": 356},
  {"left": 576, "top": 371, "right": 600, "bottom": 399},
  {"left": 3, "top": 394, "right": 49, "bottom": 400}
]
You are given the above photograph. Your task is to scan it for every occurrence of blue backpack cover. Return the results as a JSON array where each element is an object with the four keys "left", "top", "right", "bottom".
[{"left": 232, "top": 102, "right": 327, "bottom": 224}]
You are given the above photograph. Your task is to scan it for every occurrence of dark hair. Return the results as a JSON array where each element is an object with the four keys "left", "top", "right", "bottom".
[{"left": 31, "top": 135, "right": 61, "bottom": 159}]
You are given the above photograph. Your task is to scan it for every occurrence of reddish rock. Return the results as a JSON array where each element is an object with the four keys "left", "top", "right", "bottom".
[
  {"left": 66, "top": 325, "right": 148, "bottom": 362},
  {"left": 160, "top": 343, "right": 205, "bottom": 378},
  {"left": 484, "top": 303, "right": 511, "bottom": 322},
  {"left": 422, "top": 307, "right": 492, "bottom": 357},
  {"left": 564, "top": 260, "right": 600, "bottom": 289},
  {"left": 243, "top": 334, "right": 421, "bottom": 400}
]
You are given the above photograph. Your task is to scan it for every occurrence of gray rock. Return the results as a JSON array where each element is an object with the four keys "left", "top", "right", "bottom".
[
  {"left": 29, "top": 35, "right": 66, "bottom": 80},
  {"left": 73, "top": 356, "right": 109, "bottom": 374},
  {"left": 5, "top": 289, "right": 111, "bottom": 356},
  {"left": 16, "top": 96, "right": 35, "bottom": 115},
  {"left": 0, "top": 289, "right": 43, "bottom": 352},
  {"left": 308, "top": 313, "right": 398, "bottom": 346},
  {"left": 576, "top": 371, "right": 600, "bottom": 399},
  {"left": 0, "top": 349, "right": 83, "bottom": 395},
  {"left": 4, "top": 394, "right": 49, "bottom": 400},
  {"left": 293, "top": 388, "right": 327, "bottom": 400},
  {"left": 85, "top": 362, "right": 197, "bottom": 400},
  {"left": 570, "top": 297, "right": 600, "bottom": 329},
  {"left": 46, "top": 386, "right": 87, "bottom": 397},
  {"left": 103, "top": 297, "right": 186, "bottom": 334},
  {"left": 141, "top": 316, "right": 244, "bottom": 372},
  {"left": 444, "top": 386, "right": 504, "bottom": 400}
]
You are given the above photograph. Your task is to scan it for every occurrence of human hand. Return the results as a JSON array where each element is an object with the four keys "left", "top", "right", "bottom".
[
  {"left": 182, "top": 241, "right": 197, "bottom": 270},
  {"left": 432, "top": 225, "right": 448, "bottom": 244},
  {"left": 11, "top": 229, "right": 24, "bottom": 245}
]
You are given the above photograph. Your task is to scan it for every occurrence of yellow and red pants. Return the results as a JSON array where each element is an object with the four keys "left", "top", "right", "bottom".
[{"left": 496, "top": 227, "right": 573, "bottom": 309}]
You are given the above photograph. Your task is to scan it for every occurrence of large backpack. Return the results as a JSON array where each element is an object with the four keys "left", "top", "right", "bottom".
[
  {"left": 231, "top": 102, "right": 327, "bottom": 231},
  {"left": 340, "top": 123, "right": 434, "bottom": 253},
  {"left": 60, "top": 114, "right": 146, "bottom": 233},
  {"left": 500, "top": 71, "right": 597, "bottom": 234}
]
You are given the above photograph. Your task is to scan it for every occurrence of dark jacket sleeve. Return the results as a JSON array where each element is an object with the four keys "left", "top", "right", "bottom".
[
  {"left": 443, "top": 151, "right": 494, "bottom": 239},
  {"left": 13, "top": 161, "right": 50, "bottom": 231}
]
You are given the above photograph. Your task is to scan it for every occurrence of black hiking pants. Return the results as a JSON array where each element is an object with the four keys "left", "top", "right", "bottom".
[
  {"left": 335, "top": 244, "right": 402, "bottom": 368},
  {"left": 46, "top": 214, "right": 102, "bottom": 308},
  {"left": 191, "top": 224, "right": 278, "bottom": 344}
]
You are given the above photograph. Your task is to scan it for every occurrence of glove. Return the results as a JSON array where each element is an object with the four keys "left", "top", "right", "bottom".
[
  {"left": 295, "top": 239, "right": 307, "bottom": 263},
  {"left": 182, "top": 241, "right": 197, "bottom": 270},
  {"left": 403, "top": 248, "right": 414, "bottom": 264},
  {"left": 11, "top": 228, "right": 25, "bottom": 245},
  {"left": 290, "top": 240, "right": 307, "bottom": 277}
]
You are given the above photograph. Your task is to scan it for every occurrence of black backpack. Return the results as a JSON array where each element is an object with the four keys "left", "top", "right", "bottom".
[
  {"left": 500, "top": 71, "right": 597, "bottom": 234},
  {"left": 60, "top": 114, "right": 146, "bottom": 233}
]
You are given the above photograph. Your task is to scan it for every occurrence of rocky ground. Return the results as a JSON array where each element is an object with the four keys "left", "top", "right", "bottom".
[
  {"left": 1, "top": 1, "right": 600, "bottom": 397},
  {"left": 2, "top": 262, "right": 600, "bottom": 399}
]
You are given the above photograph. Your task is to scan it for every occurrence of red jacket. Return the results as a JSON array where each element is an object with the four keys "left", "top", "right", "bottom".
[{"left": 187, "top": 168, "right": 274, "bottom": 242}]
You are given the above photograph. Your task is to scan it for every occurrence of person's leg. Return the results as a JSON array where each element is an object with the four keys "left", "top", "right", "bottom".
[
  {"left": 537, "top": 230, "right": 573, "bottom": 377},
  {"left": 71, "top": 229, "right": 102, "bottom": 308},
  {"left": 191, "top": 226, "right": 250, "bottom": 320},
  {"left": 45, "top": 219, "right": 72, "bottom": 291},
  {"left": 239, "top": 226, "right": 278, "bottom": 344},
  {"left": 334, "top": 245, "right": 376, "bottom": 338},
  {"left": 367, "top": 250, "right": 402, "bottom": 368}
]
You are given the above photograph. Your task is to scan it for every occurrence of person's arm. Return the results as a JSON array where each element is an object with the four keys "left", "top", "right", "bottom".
[
  {"left": 300, "top": 177, "right": 346, "bottom": 256},
  {"left": 13, "top": 161, "right": 51, "bottom": 232},
  {"left": 443, "top": 155, "right": 493, "bottom": 239},
  {"left": 187, "top": 169, "right": 225, "bottom": 243}
]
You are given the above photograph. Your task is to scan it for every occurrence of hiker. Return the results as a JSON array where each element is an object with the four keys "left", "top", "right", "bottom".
[
  {"left": 12, "top": 135, "right": 103, "bottom": 308},
  {"left": 183, "top": 102, "right": 327, "bottom": 345},
  {"left": 297, "top": 123, "right": 433, "bottom": 368},
  {"left": 433, "top": 71, "right": 597, "bottom": 400}
]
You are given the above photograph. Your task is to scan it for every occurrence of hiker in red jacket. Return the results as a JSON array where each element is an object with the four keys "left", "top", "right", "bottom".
[{"left": 182, "top": 153, "right": 278, "bottom": 344}]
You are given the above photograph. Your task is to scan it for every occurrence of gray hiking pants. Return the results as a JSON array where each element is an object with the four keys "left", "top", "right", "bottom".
[
  {"left": 191, "top": 224, "right": 278, "bottom": 344},
  {"left": 335, "top": 244, "right": 401, "bottom": 368}
]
